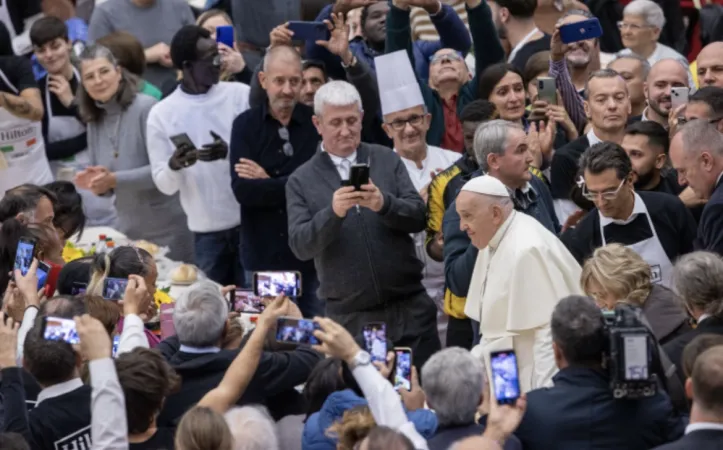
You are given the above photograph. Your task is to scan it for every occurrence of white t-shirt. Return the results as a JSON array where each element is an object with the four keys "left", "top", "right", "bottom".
[{"left": 146, "top": 82, "right": 250, "bottom": 233}]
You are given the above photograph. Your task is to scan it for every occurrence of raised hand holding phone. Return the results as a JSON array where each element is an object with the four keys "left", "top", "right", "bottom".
[
  {"left": 399, "top": 366, "right": 426, "bottom": 411},
  {"left": 312, "top": 317, "right": 362, "bottom": 362},
  {"left": 74, "top": 314, "right": 112, "bottom": 361},
  {"left": 119, "top": 275, "right": 148, "bottom": 316},
  {"left": 0, "top": 313, "right": 19, "bottom": 369},
  {"left": 14, "top": 258, "right": 41, "bottom": 308}
]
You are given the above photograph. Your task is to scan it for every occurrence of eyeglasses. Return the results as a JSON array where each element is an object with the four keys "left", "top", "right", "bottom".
[
  {"left": 581, "top": 178, "right": 626, "bottom": 201},
  {"left": 386, "top": 114, "right": 426, "bottom": 131},
  {"left": 429, "top": 51, "right": 463, "bottom": 64},
  {"left": 616, "top": 21, "right": 653, "bottom": 31},
  {"left": 278, "top": 127, "right": 293, "bottom": 157}
]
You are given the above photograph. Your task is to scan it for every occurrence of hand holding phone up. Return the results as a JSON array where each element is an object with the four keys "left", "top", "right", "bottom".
[
  {"left": 357, "top": 178, "right": 385, "bottom": 213},
  {"left": 311, "top": 317, "right": 361, "bottom": 362},
  {"left": 13, "top": 258, "right": 41, "bottom": 308},
  {"left": 399, "top": 366, "right": 426, "bottom": 411},
  {"left": 120, "top": 275, "right": 148, "bottom": 316},
  {"left": 255, "top": 295, "right": 291, "bottom": 330},
  {"left": 74, "top": 314, "right": 112, "bottom": 361},
  {"left": 0, "top": 312, "right": 19, "bottom": 369},
  {"left": 197, "top": 131, "right": 228, "bottom": 162}
]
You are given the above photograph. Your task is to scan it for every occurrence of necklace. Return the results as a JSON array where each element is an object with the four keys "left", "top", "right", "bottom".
[{"left": 108, "top": 112, "right": 124, "bottom": 160}]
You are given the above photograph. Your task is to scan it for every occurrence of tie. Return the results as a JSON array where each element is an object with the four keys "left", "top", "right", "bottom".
[{"left": 339, "top": 158, "right": 352, "bottom": 180}]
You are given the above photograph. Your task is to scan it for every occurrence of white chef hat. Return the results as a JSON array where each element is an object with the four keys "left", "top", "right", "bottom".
[
  {"left": 374, "top": 50, "right": 425, "bottom": 116},
  {"left": 461, "top": 175, "right": 510, "bottom": 197}
]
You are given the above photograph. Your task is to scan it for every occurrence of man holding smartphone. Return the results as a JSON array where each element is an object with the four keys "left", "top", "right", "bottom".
[
  {"left": 146, "top": 25, "right": 250, "bottom": 287},
  {"left": 286, "top": 80, "right": 441, "bottom": 369}
]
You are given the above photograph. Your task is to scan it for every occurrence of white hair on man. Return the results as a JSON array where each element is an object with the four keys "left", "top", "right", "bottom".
[
  {"left": 623, "top": 0, "right": 666, "bottom": 29},
  {"left": 224, "top": 406, "right": 279, "bottom": 450},
  {"left": 473, "top": 119, "right": 524, "bottom": 172},
  {"left": 421, "top": 348, "right": 487, "bottom": 428},
  {"left": 173, "top": 280, "right": 229, "bottom": 348},
  {"left": 313, "top": 80, "right": 362, "bottom": 116}
]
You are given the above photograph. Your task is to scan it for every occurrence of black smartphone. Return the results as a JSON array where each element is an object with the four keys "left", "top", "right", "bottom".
[
  {"left": 13, "top": 237, "right": 37, "bottom": 278},
  {"left": 275, "top": 317, "right": 320, "bottom": 345},
  {"left": 490, "top": 350, "right": 521, "bottom": 405},
  {"left": 393, "top": 347, "right": 413, "bottom": 391},
  {"left": 70, "top": 281, "right": 87, "bottom": 296},
  {"left": 170, "top": 133, "right": 195, "bottom": 149},
  {"left": 349, "top": 164, "right": 370, "bottom": 191},
  {"left": 253, "top": 271, "right": 302, "bottom": 297},
  {"left": 229, "top": 288, "right": 266, "bottom": 313},
  {"left": 363, "top": 322, "right": 387, "bottom": 363},
  {"left": 102, "top": 277, "right": 128, "bottom": 301},
  {"left": 287, "top": 21, "right": 329, "bottom": 42},
  {"left": 36, "top": 261, "right": 50, "bottom": 291},
  {"left": 42, "top": 316, "right": 80, "bottom": 344}
]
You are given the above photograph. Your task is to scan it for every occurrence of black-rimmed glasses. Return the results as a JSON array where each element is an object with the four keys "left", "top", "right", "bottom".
[
  {"left": 386, "top": 114, "right": 426, "bottom": 131},
  {"left": 279, "top": 127, "right": 293, "bottom": 157}
]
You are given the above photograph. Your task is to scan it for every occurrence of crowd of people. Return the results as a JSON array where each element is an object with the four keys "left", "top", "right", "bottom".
[{"left": 2, "top": 0, "right": 723, "bottom": 448}]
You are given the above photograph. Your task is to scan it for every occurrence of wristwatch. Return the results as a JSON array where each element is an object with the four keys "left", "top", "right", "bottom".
[{"left": 348, "top": 350, "right": 371, "bottom": 370}]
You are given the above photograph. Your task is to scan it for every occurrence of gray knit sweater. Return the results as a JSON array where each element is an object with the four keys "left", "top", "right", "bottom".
[
  {"left": 286, "top": 142, "right": 427, "bottom": 314},
  {"left": 86, "top": 93, "right": 193, "bottom": 262}
]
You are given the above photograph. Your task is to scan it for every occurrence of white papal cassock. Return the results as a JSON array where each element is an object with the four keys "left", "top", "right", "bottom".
[{"left": 466, "top": 208, "right": 583, "bottom": 393}]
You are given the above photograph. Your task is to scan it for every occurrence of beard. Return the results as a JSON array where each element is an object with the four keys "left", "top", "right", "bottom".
[
  {"left": 648, "top": 97, "right": 670, "bottom": 117},
  {"left": 634, "top": 169, "right": 657, "bottom": 189}
]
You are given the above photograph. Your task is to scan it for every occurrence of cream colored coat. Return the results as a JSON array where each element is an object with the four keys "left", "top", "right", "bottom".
[{"left": 467, "top": 211, "right": 583, "bottom": 393}]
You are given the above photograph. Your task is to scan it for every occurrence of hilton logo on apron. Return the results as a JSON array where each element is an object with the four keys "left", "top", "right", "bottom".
[
  {"left": 0, "top": 125, "right": 36, "bottom": 144},
  {"left": 651, "top": 264, "right": 662, "bottom": 284},
  {"left": 53, "top": 426, "right": 92, "bottom": 450}
]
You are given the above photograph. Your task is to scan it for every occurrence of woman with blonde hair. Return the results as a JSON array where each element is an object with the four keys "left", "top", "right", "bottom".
[
  {"left": 195, "top": 10, "right": 251, "bottom": 83},
  {"left": 175, "top": 407, "right": 234, "bottom": 450},
  {"left": 581, "top": 243, "right": 690, "bottom": 345}
]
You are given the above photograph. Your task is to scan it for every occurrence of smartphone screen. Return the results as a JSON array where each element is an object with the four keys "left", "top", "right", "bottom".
[
  {"left": 394, "top": 348, "right": 413, "bottom": 391},
  {"left": 43, "top": 316, "right": 80, "bottom": 344},
  {"left": 623, "top": 335, "right": 649, "bottom": 380},
  {"left": 363, "top": 322, "right": 387, "bottom": 363},
  {"left": 112, "top": 335, "right": 120, "bottom": 358},
  {"left": 102, "top": 277, "right": 128, "bottom": 301},
  {"left": 230, "top": 289, "right": 266, "bottom": 313},
  {"left": 71, "top": 282, "right": 87, "bottom": 296},
  {"left": 275, "top": 317, "right": 320, "bottom": 345},
  {"left": 253, "top": 271, "right": 302, "bottom": 297},
  {"left": 490, "top": 350, "right": 521, "bottom": 405},
  {"left": 14, "top": 238, "right": 36, "bottom": 277},
  {"left": 36, "top": 261, "right": 50, "bottom": 291}
]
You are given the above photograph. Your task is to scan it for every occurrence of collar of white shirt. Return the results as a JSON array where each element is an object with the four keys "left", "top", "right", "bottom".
[
  {"left": 37, "top": 377, "right": 84, "bottom": 405},
  {"left": 600, "top": 192, "right": 646, "bottom": 227},
  {"left": 489, "top": 210, "right": 517, "bottom": 251},
  {"left": 586, "top": 128, "right": 603, "bottom": 146},
  {"left": 686, "top": 422, "right": 723, "bottom": 435},
  {"left": 179, "top": 345, "right": 221, "bottom": 354},
  {"left": 321, "top": 143, "right": 358, "bottom": 167}
]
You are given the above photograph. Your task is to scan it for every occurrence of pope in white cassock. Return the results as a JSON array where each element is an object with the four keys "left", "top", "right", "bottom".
[{"left": 459, "top": 175, "right": 583, "bottom": 392}]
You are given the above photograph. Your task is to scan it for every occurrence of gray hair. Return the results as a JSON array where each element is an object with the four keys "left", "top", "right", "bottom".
[
  {"left": 473, "top": 119, "right": 524, "bottom": 172},
  {"left": 677, "top": 120, "right": 723, "bottom": 157},
  {"left": 76, "top": 43, "right": 139, "bottom": 123},
  {"left": 623, "top": 0, "right": 666, "bottom": 29},
  {"left": 672, "top": 252, "right": 723, "bottom": 317},
  {"left": 313, "top": 80, "right": 362, "bottom": 116},
  {"left": 584, "top": 68, "right": 628, "bottom": 99},
  {"left": 225, "top": 406, "right": 279, "bottom": 450},
  {"left": 173, "top": 280, "right": 229, "bottom": 347},
  {"left": 421, "top": 348, "right": 485, "bottom": 427},
  {"left": 609, "top": 52, "right": 651, "bottom": 80}
]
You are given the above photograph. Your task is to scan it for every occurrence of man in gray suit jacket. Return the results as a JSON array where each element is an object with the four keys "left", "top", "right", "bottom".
[{"left": 286, "top": 80, "right": 441, "bottom": 368}]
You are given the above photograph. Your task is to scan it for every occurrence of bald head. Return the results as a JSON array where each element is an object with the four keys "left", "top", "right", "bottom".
[
  {"left": 669, "top": 120, "right": 723, "bottom": 199},
  {"left": 262, "top": 45, "right": 302, "bottom": 72},
  {"left": 645, "top": 58, "right": 689, "bottom": 118},
  {"left": 647, "top": 58, "right": 689, "bottom": 84},
  {"left": 691, "top": 346, "right": 723, "bottom": 415},
  {"left": 697, "top": 42, "right": 723, "bottom": 88}
]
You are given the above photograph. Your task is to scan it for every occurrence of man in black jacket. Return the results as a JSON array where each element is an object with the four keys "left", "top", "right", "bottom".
[
  {"left": 653, "top": 346, "right": 723, "bottom": 450},
  {"left": 286, "top": 80, "right": 440, "bottom": 369},
  {"left": 515, "top": 295, "right": 685, "bottom": 449},
  {"left": 669, "top": 120, "right": 723, "bottom": 256},
  {"left": 0, "top": 297, "right": 91, "bottom": 449},
  {"left": 156, "top": 280, "right": 322, "bottom": 426}
]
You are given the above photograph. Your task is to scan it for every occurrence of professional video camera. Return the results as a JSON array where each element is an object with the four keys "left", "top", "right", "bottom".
[{"left": 603, "top": 305, "right": 658, "bottom": 400}]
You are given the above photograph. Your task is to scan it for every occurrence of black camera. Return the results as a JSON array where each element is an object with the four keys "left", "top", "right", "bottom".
[{"left": 604, "top": 305, "right": 658, "bottom": 400}]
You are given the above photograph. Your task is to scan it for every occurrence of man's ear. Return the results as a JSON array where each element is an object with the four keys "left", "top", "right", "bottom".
[
  {"left": 258, "top": 71, "right": 267, "bottom": 90},
  {"left": 655, "top": 153, "right": 667, "bottom": 170},
  {"left": 583, "top": 100, "right": 591, "bottom": 121},
  {"left": 685, "top": 377, "right": 693, "bottom": 400},
  {"left": 487, "top": 153, "right": 498, "bottom": 171},
  {"left": 381, "top": 123, "right": 394, "bottom": 140},
  {"left": 312, "top": 115, "right": 322, "bottom": 136}
]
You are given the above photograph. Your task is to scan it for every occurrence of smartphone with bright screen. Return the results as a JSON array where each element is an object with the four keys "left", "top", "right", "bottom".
[
  {"left": 363, "top": 322, "right": 387, "bottom": 363},
  {"left": 14, "top": 238, "right": 36, "bottom": 277},
  {"left": 36, "top": 261, "right": 50, "bottom": 291},
  {"left": 394, "top": 347, "right": 412, "bottom": 391},
  {"left": 253, "top": 271, "right": 302, "bottom": 297},
  {"left": 43, "top": 316, "right": 80, "bottom": 345},
  {"left": 102, "top": 277, "right": 128, "bottom": 301},
  {"left": 230, "top": 289, "right": 266, "bottom": 313},
  {"left": 490, "top": 350, "right": 521, "bottom": 405},
  {"left": 112, "top": 335, "right": 120, "bottom": 358},
  {"left": 275, "top": 317, "right": 320, "bottom": 345},
  {"left": 623, "top": 335, "right": 649, "bottom": 380}
]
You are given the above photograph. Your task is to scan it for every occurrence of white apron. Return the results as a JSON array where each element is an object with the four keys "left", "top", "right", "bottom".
[
  {"left": 45, "top": 69, "right": 117, "bottom": 226},
  {"left": 507, "top": 27, "right": 540, "bottom": 63},
  {"left": 0, "top": 69, "right": 53, "bottom": 199},
  {"left": 598, "top": 199, "right": 673, "bottom": 289}
]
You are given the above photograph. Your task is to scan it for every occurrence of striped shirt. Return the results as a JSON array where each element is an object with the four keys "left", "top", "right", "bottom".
[{"left": 410, "top": 1, "right": 469, "bottom": 41}]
